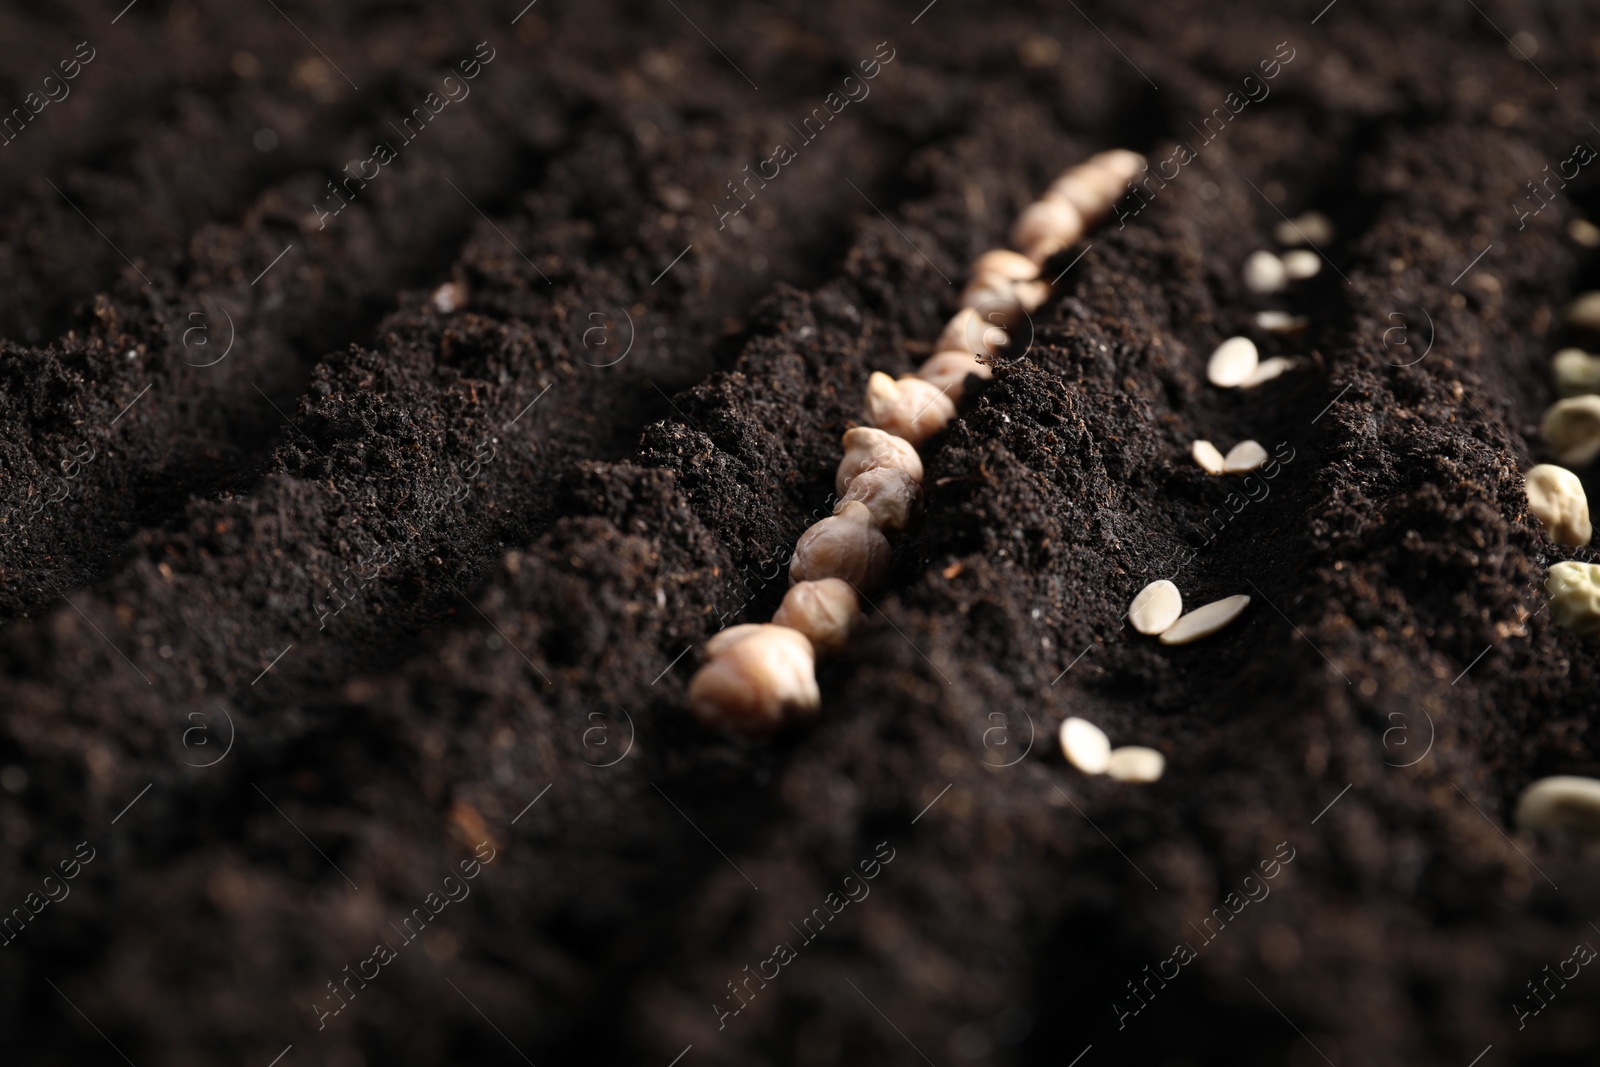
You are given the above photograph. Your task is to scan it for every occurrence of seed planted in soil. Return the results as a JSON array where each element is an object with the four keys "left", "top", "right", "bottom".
[
  {"left": 864, "top": 372, "right": 957, "bottom": 446},
  {"left": 1515, "top": 776, "right": 1600, "bottom": 837},
  {"left": 1546, "top": 560, "right": 1600, "bottom": 637},
  {"left": 1541, "top": 395, "right": 1600, "bottom": 467},
  {"left": 1207, "top": 336, "right": 1260, "bottom": 387},
  {"left": 772, "top": 579, "right": 861, "bottom": 657},
  {"left": 1566, "top": 291, "right": 1600, "bottom": 331},
  {"left": 936, "top": 308, "right": 1008, "bottom": 358},
  {"left": 790, "top": 500, "right": 893, "bottom": 591},
  {"left": 1553, "top": 348, "right": 1600, "bottom": 397},
  {"left": 1191, "top": 440, "right": 1226, "bottom": 474},
  {"left": 1275, "top": 211, "right": 1334, "bottom": 246},
  {"left": 1129, "top": 579, "right": 1183, "bottom": 635},
  {"left": 1241, "top": 356, "right": 1293, "bottom": 388},
  {"left": 836, "top": 426, "right": 925, "bottom": 495},
  {"left": 1524, "top": 464, "right": 1592, "bottom": 546},
  {"left": 689, "top": 624, "right": 821, "bottom": 734},
  {"left": 1159, "top": 595, "right": 1251, "bottom": 645},
  {"left": 916, "top": 351, "right": 992, "bottom": 400},
  {"left": 1282, "top": 249, "right": 1322, "bottom": 280},
  {"left": 1060, "top": 717, "right": 1112, "bottom": 774},
  {"left": 1105, "top": 746, "right": 1165, "bottom": 783},
  {"left": 1255, "top": 310, "right": 1308, "bottom": 333},
  {"left": 837, "top": 466, "right": 921, "bottom": 533},
  {"left": 1243, "top": 250, "right": 1288, "bottom": 294},
  {"left": 1223, "top": 440, "right": 1269, "bottom": 473}
]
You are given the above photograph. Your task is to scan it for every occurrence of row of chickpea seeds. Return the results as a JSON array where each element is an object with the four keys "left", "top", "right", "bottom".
[
  {"left": 687, "top": 149, "right": 1148, "bottom": 739},
  {"left": 1517, "top": 292, "right": 1600, "bottom": 840}
]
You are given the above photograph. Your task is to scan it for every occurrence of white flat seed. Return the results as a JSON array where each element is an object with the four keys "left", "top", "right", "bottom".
[
  {"left": 1515, "top": 776, "right": 1600, "bottom": 837},
  {"left": 1241, "top": 356, "right": 1293, "bottom": 388},
  {"left": 1282, "top": 249, "right": 1321, "bottom": 279},
  {"left": 1106, "top": 746, "right": 1165, "bottom": 783},
  {"left": 1567, "top": 291, "right": 1600, "bottom": 331},
  {"left": 1159, "top": 594, "right": 1250, "bottom": 645},
  {"left": 1255, "top": 310, "right": 1308, "bottom": 333},
  {"left": 1243, "top": 250, "right": 1288, "bottom": 294},
  {"left": 1275, "top": 211, "right": 1334, "bottom": 246},
  {"left": 1525, "top": 464, "right": 1592, "bottom": 546},
  {"left": 1207, "top": 336, "right": 1259, "bottom": 387},
  {"left": 1059, "top": 717, "right": 1111, "bottom": 774},
  {"left": 1223, "top": 440, "right": 1269, "bottom": 473},
  {"left": 1547, "top": 560, "right": 1600, "bottom": 637},
  {"left": 1569, "top": 219, "right": 1600, "bottom": 248},
  {"left": 1128, "top": 579, "right": 1182, "bottom": 635},
  {"left": 1191, "top": 440, "right": 1225, "bottom": 475}
]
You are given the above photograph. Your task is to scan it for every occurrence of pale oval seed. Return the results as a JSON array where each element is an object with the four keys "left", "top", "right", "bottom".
[
  {"left": 1128, "top": 579, "right": 1183, "bottom": 635},
  {"left": 1542, "top": 395, "right": 1600, "bottom": 467},
  {"left": 1546, "top": 560, "right": 1600, "bottom": 638},
  {"left": 1524, "top": 464, "right": 1592, "bottom": 546},
  {"left": 971, "top": 249, "right": 1039, "bottom": 281},
  {"left": 1223, "top": 440, "right": 1269, "bottom": 473},
  {"left": 1106, "top": 746, "right": 1165, "bottom": 783},
  {"left": 688, "top": 624, "right": 820, "bottom": 734},
  {"left": 1191, "top": 440, "right": 1225, "bottom": 475},
  {"left": 1553, "top": 348, "right": 1600, "bottom": 398},
  {"left": 1241, "top": 356, "right": 1293, "bottom": 388},
  {"left": 1012, "top": 198, "right": 1085, "bottom": 262},
  {"left": 790, "top": 501, "right": 892, "bottom": 591},
  {"left": 1274, "top": 211, "right": 1334, "bottom": 246},
  {"left": 837, "top": 466, "right": 921, "bottom": 532},
  {"left": 864, "top": 371, "right": 957, "bottom": 446},
  {"left": 1282, "top": 249, "right": 1322, "bottom": 279},
  {"left": 1207, "top": 336, "right": 1259, "bottom": 387},
  {"left": 1243, "top": 251, "right": 1288, "bottom": 294},
  {"left": 836, "top": 427, "right": 925, "bottom": 496},
  {"left": 1255, "top": 310, "right": 1309, "bottom": 333},
  {"left": 1059, "top": 717, "right": 1111, "bottom": 775},
  {"left": 1159, "top": 594, "right": 1251, "bottom": 645},
  {"left": 1567, "top": 291, "right": 1600, "bottom": 331},
  {"left": 936, "top": 308, "right": 1008, "bottom": 358},
  {"left": 1515, "top": 776, "right": 1600, "bottom": 837}
]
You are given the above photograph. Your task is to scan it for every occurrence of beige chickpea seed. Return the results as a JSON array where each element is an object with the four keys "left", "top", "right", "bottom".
[
  {"left": 916, "top": 351, "right": 992, "bottom": 400},
  {"left": 836, "top": 426, "right": 925, "bottom": 496},
  {"left": 936, "top": 308, "right": 1008, "bottom": 358},
  {"left": 1524, "top": 464, "right": 1592, "bottom": 546},
  {"left": 865, "top": 372, "right": 957, "bottom": 446},
  {"left": 1547, "top": 560, "right": 1600, "bottom": 637},
  {"left": 790, "top": 500, "right": 892, "bottom": 591},
  {"left": 837, "top": 465, "right": 920, "bottom": 533},
  {"left": 1011, "top": 198, "right": 1085, "bottom": 262},
  {"left": 1541, "top": 395, "right": 1600, "bottom": 467},
  {"left": 1553, "top": 348, "right": 1600, "bottom": 397},
  {"left": 689, "top": 624, "right": 821, "bottom": 734},
  {"left": 772, "top": 579, "right": 861, "bottom": 657},
  {"left": 1515, "top": 776, "right": 1600, "bottom": 837}
]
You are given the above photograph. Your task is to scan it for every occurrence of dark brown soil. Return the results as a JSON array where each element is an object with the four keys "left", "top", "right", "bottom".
[{"left": 4, "top": 1, "right": 1600, "bottom": 1065}]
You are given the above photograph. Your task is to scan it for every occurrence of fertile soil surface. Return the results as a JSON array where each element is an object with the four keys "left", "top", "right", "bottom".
[{"left": 4, "top": 1, "right": 1600, "bottom": 1064}]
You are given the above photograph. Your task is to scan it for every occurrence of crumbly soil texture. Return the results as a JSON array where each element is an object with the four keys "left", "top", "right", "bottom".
[{"left": 4, "top": 1, "right": 1600, "bottom": 1065}]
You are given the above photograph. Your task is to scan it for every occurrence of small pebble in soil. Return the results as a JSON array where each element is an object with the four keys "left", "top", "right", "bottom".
[
  {"left": 689, "top": 624, "right": 820, "bottom": 734},
  {"left": 1255, "top": 310, "right": 1309, "bottom": 333},
  {"left": 1129, "top": 579, "right": 1183, "bottom": 635},
  {"left": 1241, "top": 356, "right": 1293, "bottom": 388},
  {"left": 1159, "top": 595, "right": 1251, "bottom": 645},
  {"left": 1546, "top": 560, "right": 1600, "bottom": 637},
  {"left": 1282, "top": 249, "right": 1321, "bottom": 280},
  {"left": 772, "top": 579, "right": 861, "bottom": 656},
  {"left": 1223, "top": 440, "right": 1269, "bottom": 473},
  {"left": 837, "top": 466, "right": 921, "bottom": 532},
  {"left": 431, "top": 282, "right": 467, "bottom": 314},
  {"left": 864, "top": 371, "right": 956, "bottom": 446},
  {"left": 1106, "top": 746, "right": 1165, "bottom": 783},
  {"left": 1524, "top": 464, "right": 1592, "bottom": 546},
  {"left": 1566, "top": 291, "right": 1600, "bottom": 332},
  {"left": 1207, "top": 336, "right": 1259, "bottom": 387},
  {"left": 790, "top": 501, "right": 892, "bottom": 591},
  {"left": 836, "top": 426, "right": 924, "bottom": 495},
  {"left": 916, "top": 351, "right": 991, "bottom": 400},
  {"left": 1243, "top": 250, "right": 1288, "bottom": 294},
  {"left": 1059, "top": 717, "right": 1111, "bottom": 774},
  {"left": 1191, "top": 440, "right": 1226, "bottom": 475},
  {"left": 1275, "top": 211, "right": 1334, "bottom": 246},
  {"left": 1541, "top": 395, "right": 1600, "bottom": 467},
  {"left": 1553, "top": 348, "right": 1600, "bottom": 397},
  {"left": 1515, "top": 776, "right": 1600, "bottom": 837}
]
